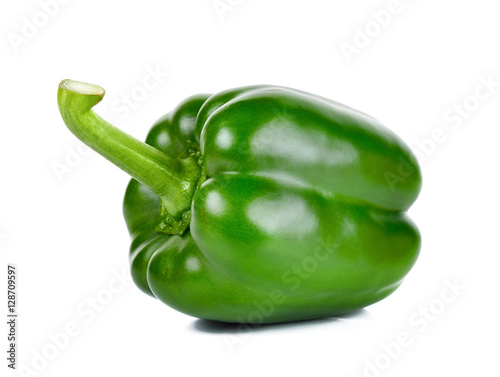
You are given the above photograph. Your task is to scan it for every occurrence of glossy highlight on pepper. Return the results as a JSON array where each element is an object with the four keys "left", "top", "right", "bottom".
[{"left": 58, "top": 80, "right": 422, "bottom": 324}]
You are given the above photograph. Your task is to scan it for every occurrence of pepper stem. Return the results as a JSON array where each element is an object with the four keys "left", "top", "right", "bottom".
[{"left": 57, "top": 79, "right": 202, "bottom": 234}]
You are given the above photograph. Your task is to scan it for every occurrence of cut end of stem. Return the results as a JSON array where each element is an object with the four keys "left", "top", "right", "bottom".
[
  {"left": 58, "top": 79, "right": 106, "bottom": 113},
  {"left": 60, "top": 79, "right": 105, "bottom": 96}
]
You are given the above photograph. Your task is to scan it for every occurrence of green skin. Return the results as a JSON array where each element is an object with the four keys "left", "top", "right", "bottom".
[{"left": 58, "top": 81, "right": 421, "bottom": 324}]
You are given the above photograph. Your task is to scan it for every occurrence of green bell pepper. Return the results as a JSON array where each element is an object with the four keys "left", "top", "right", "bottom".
[{"left": 58, "top": 80, "right": 421, "bottom": 324}]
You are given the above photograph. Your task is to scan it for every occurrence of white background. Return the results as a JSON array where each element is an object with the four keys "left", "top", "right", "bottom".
[{"left": 1, "top": 0, "right": 499, "bottom": 376}]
